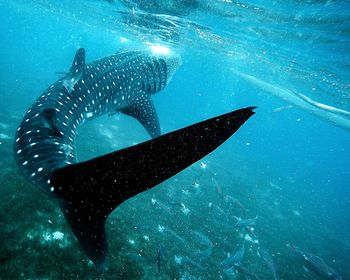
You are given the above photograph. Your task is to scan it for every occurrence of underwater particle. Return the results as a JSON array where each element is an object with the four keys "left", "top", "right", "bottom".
[
  {"left": 180, "top": 203, "right": 191, "bottom": 215},
  {"left": 128, "top": 239, "right": 135, "bottom": 245},
  {"left": 224, "top": 266, "right": 237, "bottom": 278},
  {"left": 244, "top": 234, "right": 259, "bottom": 244},
  {"left": 157, "top": 225, "right": 165, "bottom": 233},
  {"left": 0, "top": 133, "right": 11, "bottom": 140},
  {"left": 119, "top": 37, "right": 130, "bottom": 43},
  {"left": 151, "top": 198, "right": 157, "bottom": 205},
  {"left": 52, "top": 231, "right": 64, "bottom": 240},
  {"left": 174, "top": 255, "right": 183, "bottom": 265},
  {"left": 181, "top": 189, "right": 190, "bottom": 196},
  {"left": 199, "top": 161, "right": 207, "bottom": 169},
  {"left": 26, "top": 231, "right": 34, "bottom": 240},
  {"left": 293, "top": 210, "right": 301, "bottom": 216},
  {"left": 42, "top": 231, "right": 52, "bottom": 242},
  {"left": 143, "top": 235, "right": 149, "bottom": 241}
]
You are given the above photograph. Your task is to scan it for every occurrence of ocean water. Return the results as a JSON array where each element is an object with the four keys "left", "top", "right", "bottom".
[{"left": 0, "top": 0, "right": 349, "bottom": 279}]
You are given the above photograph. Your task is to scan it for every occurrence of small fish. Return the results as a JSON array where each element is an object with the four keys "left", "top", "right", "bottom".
[
  {"left": 224, "top": 195, "right": 245, "bottom": 209},
  {"left": 212, "top": 176, "right": 224, "bottom": 199},
  {"left": 234, "top": 215, "right": 258, "bottom": 228},
  {"left": 191, "top": 230, "right": 213, "bottom": 248},
  {"left": 259, "top": 248, "right": 280, "bottom": 280},
  {"left": 221, "top": 241, "right": 245, "bottom": 269},
  {"left": 54, "top": 71, "right": 68, "bottom": 75},
  {"left": 208, "top": 202, "right": 229, "bottom": 220},
  {"left": 272, "top": 105, "right": 293, "bottom": 113},
  {"left": 236, "top": 264, "right": 261, "bottom": 280},
  {"left": 175, "top": 255, "right": 206, "bottom": 271},
  {"left": 287, "top": 244, "right": 342, "bottom": 280},
  {"left": 191, "top": 230, "right": 213, "bottom": 260},
  {"left": 164, "top": 226, "right": 187, "bottom": 245},
  {"left": 127, "top": 252, "right": 146, "bottom": 263},
  {"left": 151, "top": 198, "right": 172, "bottom": 215},
  {"left": 156, "top": 244, "right": 164, "bottom": 273}
]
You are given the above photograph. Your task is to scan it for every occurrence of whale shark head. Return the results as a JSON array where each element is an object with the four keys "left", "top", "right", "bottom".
[{"left": 140, "top": 53, "right": 182, "bottom": 95}]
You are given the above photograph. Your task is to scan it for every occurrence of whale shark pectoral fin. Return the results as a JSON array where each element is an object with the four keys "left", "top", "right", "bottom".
[
  {"left": 120, "top": 95, "right": 161, "bottom": 138},
  {"left": 40, "top": 108, "right": 62, "bottom": 137},
  {"left": 62, "top": 48, "right": 85, "bottom": 93},
  {"left": 50, "top": 106, "right": 256, "bottom": 268}
]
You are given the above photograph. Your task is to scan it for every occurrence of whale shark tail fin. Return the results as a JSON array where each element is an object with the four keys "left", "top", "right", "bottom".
[{"left": 50, "top": 107, "right": 256, "bottom": 269}]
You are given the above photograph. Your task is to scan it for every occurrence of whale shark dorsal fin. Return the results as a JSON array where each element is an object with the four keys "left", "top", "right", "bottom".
[
  {"left": 62, "top": 48, "right": 85, "bottom": 93},
  {"left": 50, "top": 107, "right": 256, "bottom": 268},
  {"left": 120, "top": 95, "right": 161, "bottom": 138}
]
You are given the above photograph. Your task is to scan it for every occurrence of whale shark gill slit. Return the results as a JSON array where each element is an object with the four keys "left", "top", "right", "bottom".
[{"left": 51, "top": 106, "right": 256, "bottom": 269}]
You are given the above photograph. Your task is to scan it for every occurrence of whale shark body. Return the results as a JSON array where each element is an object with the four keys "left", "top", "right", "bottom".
[{"left": 14, "top": 48, "right": 255, "bottom": 269}]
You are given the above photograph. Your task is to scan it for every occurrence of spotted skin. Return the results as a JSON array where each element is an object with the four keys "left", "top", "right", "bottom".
[{"left": 14, "top": 48, "right": 179, "bottom": 195}]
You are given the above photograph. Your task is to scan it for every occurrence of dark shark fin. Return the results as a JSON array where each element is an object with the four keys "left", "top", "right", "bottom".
[
  {"left": 58, "top": 200, "right": 108, "bottom": 270},
  {"left": 62, "top": 48, "right": 85, "bottom": 93},
  {"left": 50, "top": 106, "right": 256, "bottom": 269},
  {"left": 39, "top": 108, "right": 62, "bottom": 137},
  {"left": 120, "top": 96, "right": 161, "bottom": 138}
]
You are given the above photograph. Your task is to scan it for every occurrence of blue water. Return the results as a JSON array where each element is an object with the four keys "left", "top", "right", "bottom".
[{"left": 0, "top": 1, "right": 349, "bottom": 279}]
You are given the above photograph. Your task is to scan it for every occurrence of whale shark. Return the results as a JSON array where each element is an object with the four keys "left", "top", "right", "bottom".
[{"left": 14, "top": 48, "right": 255, "bottom": 269}]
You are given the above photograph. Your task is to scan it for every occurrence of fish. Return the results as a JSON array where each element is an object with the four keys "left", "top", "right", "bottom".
[
  {"left": 208, "top": 202, "right": 229, "bottom": 220},
  {"left": 175, "top": 255, "right": 206, "bottom": 271},
  {"left": 126, "top": 252, "right": 146, "bottom": 264},
  {"left": 234, "top": 70, "right": 350, "bottom": 132},
  {"left": 191, "top": 230, "right": 213, "bottom": 248},
  {"left": 221, "top": 241, "right": 245, "bottom": 269},
  {"left": 151, "top": 198, "right": 172, "bottom": 215},
  {"left": 156, "top": 244, "right": 165, "bottom": 273},
  {"left": 191, "top": 230, "right": 213, "bottom": 260},
  {"left": 235, "top": 265, "right": 261, "bottom": 280},
  {"left": 287, "top": 244, "right": 342, "bottom": 280},
  {"left": 259, "top": 248, "right": 280, "bottom": 280},
  {"left": 14, "top": 47, "right": 256, "bottom": 269},
  {"left": 233, "top": 215, "right": 258, "bottom": 229},
  {"left": 211, "top": 176, "right": 224, "bottom": 199},
  {"left": 224, "top": 195, "right": 244, "bottom": 209},
  {"left": 164, "top": 226, "right": 187, "bottom": 245}
]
